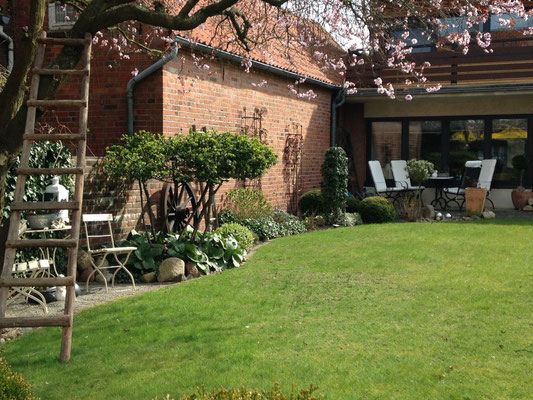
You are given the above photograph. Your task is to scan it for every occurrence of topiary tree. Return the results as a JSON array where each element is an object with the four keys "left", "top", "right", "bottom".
[
  {"left": 512, "top": 154, "right": 529, "bottom": 191},
  {"left": 103, "top": 131, "right": 167, "bottom": 238},
  {"left": 320, "top": 147, "right": 349, "bottom": 223},
  {"left": 168, "top": 130, "right": 277, "bottom": 241}
]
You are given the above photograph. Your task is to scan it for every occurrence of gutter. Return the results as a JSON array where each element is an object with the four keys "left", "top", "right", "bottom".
[
  {"left": 173, "top": 36, "right": 342, "bottom": 91},
  {"left": 330, "top": 90, "right": 345, "bottom": 147},
  {"left": 0, "top": 25, "right": 14, "bottom": 72},
  {"left": 127, "top": 41, "right": 179, "bottom": 135}
]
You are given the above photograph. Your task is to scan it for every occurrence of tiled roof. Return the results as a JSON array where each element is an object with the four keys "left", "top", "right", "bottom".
[{"left": 177, "top": 16, "right": 345, "bottom": 87}]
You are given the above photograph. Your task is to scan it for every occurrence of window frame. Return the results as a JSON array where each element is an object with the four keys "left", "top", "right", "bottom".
[
  {"left": 366, "top": 114, "right": 533, "bottom": 189},
  {"left": 48, "top": 2, "right": 77, "bottom": 31}
]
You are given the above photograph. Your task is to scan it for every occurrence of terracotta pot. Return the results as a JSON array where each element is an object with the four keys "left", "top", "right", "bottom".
[
  {"left": 510, "top": 190, "right": 533, "bottom": 210},
  {"left": 465, "top": 187, "right": 487, "bottom": 217}
]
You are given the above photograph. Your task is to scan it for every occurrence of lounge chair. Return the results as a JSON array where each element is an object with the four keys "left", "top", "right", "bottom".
[
  {"left": 479, "top": 159, "right": 497, "bottom": 209},
  {"left": 391, "top": 160, "right": 426, "bottom": 191},
  {"left": 368, "top": 160, "right": 406, "bottom": 204}
]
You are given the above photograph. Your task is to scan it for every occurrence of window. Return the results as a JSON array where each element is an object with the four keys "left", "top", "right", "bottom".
[
  {"left": 48, "top": 2, "right": 77, "bottom": 31},
  {"left": 449, "top": 120, "right": 485, "bottom": 177},
  {"left": 368, "top": 116, "right": 531, "bottom": 188},
  {"left": 491, "top": 119, "right": 527, "bottom": 184},
  {"left": 370, "top": 122, "right": 402, "bottom": 179},
  {"left": 409, "top": 121, "right": 442, "bottom": 170}
]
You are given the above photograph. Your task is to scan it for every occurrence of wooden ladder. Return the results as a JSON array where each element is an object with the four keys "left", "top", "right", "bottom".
[{"left": 0, "top": 31, "right": 92, "bottom": 362}]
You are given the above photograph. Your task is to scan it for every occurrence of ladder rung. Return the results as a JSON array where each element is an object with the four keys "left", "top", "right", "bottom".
[
  {"left": 27, "top": 100, "right": 87, "bottom": 108},
  {"left": 17, "top": 167, "right": 86, "bottom": 175},
  {"left": 24, "top": 134, "right": 85, "bottom": 141},
  {"left": 0, "top": 276, "right": 75, "bottom": 288},
  {"left": 6, "top": 239, "right": 78, "bottom": 249},
  {"left": 0, "top": 315, "right": 71, "bottom": 329},
  {"left": 33, "top": 68, "right": 89, "bottom": 76},
  {"left": 11, "top": 201, "right": 80, "bottom": 211},
  {"left": 37, "top": 37, "right": 90, "bottom": 46}
]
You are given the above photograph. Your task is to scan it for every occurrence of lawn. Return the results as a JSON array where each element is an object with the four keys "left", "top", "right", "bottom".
[{"left": 3, "top": 220, "right": 533, "bottom": 399}]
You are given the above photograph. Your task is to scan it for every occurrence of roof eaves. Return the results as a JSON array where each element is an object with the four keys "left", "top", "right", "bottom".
[{"left": 174, "top": 36, "right": 342, "bottom": 91}]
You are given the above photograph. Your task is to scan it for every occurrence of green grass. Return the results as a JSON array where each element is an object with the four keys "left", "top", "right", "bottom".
[{"left": 3, "top": 220, "right": 533, "bottom": 399}]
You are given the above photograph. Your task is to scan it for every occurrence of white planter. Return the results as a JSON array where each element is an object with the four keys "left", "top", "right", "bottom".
[{"left": 27, "top": 214, "right": 55, "bottom": 230}]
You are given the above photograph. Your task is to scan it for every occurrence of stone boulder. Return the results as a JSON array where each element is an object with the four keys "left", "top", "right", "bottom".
[
  {"left": 482, "top": 211, "right": 496, "bottom": 219},
  {"left": 157, "top": 258, "right": 185, "bottom": 283},
  {"left": 77, "top": 249, "right": 93, "bottom": 271},
  {"left": 140, "top": 272, "right": 156, "bottom": 283},
  {"left": 185, "top": 262, "right": 201, "bottom": 278},
  {"left": 78, "top": 266, "right": 94, "bottom": 282},
  {"left": 95, "top": 268, "right": 113, "bottom": 283}
]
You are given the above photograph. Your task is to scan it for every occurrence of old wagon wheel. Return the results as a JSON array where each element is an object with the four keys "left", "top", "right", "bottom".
[{"left": 161, "top": 181, "right": 199, "bottom": 233}]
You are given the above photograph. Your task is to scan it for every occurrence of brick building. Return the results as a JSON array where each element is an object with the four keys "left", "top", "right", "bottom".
[
  {"left": 341, "top": 4, "right": 533, "bottom": 209},
  {"left": 0, "top": 2, "right": 343, "bottom": 233}
]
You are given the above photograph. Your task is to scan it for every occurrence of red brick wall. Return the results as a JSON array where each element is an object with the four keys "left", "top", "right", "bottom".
[
  {"left": 80, "top": 48, "right": 332, "bottom": 235},
  {"left": 162, "top": 50, "right": 332, "bottom": 210}
]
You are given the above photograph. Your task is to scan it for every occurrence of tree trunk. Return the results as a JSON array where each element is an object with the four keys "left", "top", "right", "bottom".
[{"left": 0, "top": 0, "right": 47, "bottom": 264}]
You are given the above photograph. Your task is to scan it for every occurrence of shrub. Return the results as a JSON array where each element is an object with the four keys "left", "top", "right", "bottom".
[
  {"left": 321, "top": 147, "right": 349, "bottom": 220},
  {"left": 220, "top": 209, "right": 307, "bottom": 241},
  {"left": 305, "top": 215, "right": 326, "bottom": 230},
  {"left": 154, "top": 383, "right": 322, "bottom": 400},
  {"left": 358, "top": 196, "right": 397, "bottom": 224},
  {"left": 272, "top": 209, "right": 308, "bottom": 236},
  {"left": 241, "top": 216, "right": 282, "bottom": 241},
  {"left": 346, "top": 196, "right": 361, "bottom": 213},
  {"left": 0, "top": 355, "right": 38, "bottom": 400},
  {"left": 298, "top": 189, "right": 324, "bottom": 216},
  {"left": 215, "top": 223, "right": 255, "bottom": 251},
  {"left": 169, "top": 227, "right": 246, "bottom": 272},
  {"left": 222, "top": 188, "right": 272, "bottom": 220},
  {"left": 406, "top": 159, "right": 435, "bottom": 186}
]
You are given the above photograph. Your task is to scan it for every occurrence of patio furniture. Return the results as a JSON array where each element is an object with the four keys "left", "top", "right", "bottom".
[
  {"left": 391, "top": 160, "right": 426, "bottom": 191},
  {"left": 428, "top": 175, "right": 455, "bottom": 210},
  {"left": 443, "top": 160, "right": 481, "bottom": 210},
  {"left": 7, "top": 259, "right": 51, "bottom": 314},
  {"left": 82, "top": 214, "right": 136, "bottom": 293},
  {"left": 479, "top": 159, "right": 497, "bottom": 209},
  {"left": 22, "top": 225, "right": 71, "bottom": 276},
  {"left": 368, "top": 160, "right": 406, "bottom": 204}
]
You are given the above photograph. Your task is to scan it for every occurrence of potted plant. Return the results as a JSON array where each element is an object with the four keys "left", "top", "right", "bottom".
[
  {"left": 400, "top": 159, "right": 434, "bottom": 221},
  {"left": 510, "top": 155, "right": 533, "bottom": 210}
]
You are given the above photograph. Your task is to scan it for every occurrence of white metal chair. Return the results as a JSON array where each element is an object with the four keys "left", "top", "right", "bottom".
[
  {"left": 368, "top": 160, "right": 406, "bottom": 204},
  {"left": 443, "top": 160, "right": 482, "bottom": 210},
  {"left": 82, "top": 214, "right": 136, "bottom": 293},
  {"left": 391, "top": 160, "right": 426, "bottom": 191}
]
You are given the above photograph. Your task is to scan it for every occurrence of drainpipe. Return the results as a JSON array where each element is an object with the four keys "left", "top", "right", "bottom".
[
  {"left": 127, "top": 41, "right": 179, "bottom": 135},
  {"left": 0, "top": 25, "right": 14, "bottom": 72},
  {"left": 330, "top": 89, "right": 345, "bottom": 147}
]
